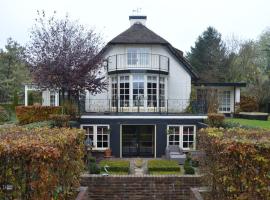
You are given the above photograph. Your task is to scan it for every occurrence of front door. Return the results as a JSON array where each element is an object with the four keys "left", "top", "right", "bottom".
[{"left": 122, "top": 125, "right": 155, "bottom": 157}]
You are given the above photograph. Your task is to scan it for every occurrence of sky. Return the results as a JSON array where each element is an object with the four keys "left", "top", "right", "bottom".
[{"left": 0, "top": 0, "right": 269, "bottom": 53}]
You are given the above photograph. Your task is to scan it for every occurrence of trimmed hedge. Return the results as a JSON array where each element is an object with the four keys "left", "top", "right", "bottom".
[
  {"left": 99, "top": 160, "right": 130, "bottom": 173},
  {"left": 0, "top": 127, "right": 85, "bottom": 199},
  {"left": 148, "top": 160, "right": 180, "bottom": 172},
  {"left": 15, "top": 106, "right": 62, "bottom": 124},
  {"left": 206, "top": 113, "right": 225, "bottom": 127},
  {"left": 198, "top": 128, "right": 270, "bottom": 199},
  {"left": 239, "top": 95, "right": 258, "bottom": 112}
]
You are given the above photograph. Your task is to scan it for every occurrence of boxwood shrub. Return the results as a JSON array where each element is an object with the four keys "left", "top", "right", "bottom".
[
  {"left": 148, "top": 159, "right": 180, "bottom": 172},
  {"left": 99, "top": 160, "right": 130, "bottom": 173}
]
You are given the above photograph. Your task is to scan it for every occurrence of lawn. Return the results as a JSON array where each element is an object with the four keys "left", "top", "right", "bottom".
[{"left": 226, "top": 118, "right": 270, "bottom": 130}]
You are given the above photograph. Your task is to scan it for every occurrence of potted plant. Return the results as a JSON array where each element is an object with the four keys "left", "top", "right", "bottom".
[{"left": 104, "top": 148, "right": 112, "bottom": 158}]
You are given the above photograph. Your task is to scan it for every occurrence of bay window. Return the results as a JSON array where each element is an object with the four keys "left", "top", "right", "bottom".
[
  {"left": 147, "top": 76, "right": 157, "bottom": 107},
  {"left": 82, "top": 125, "right": 110, "bottom": 150},
  {"left": 133, "top": 74, "right": 144, "bottom": 106},
  {"left": 120, "top": 76, "right": 129, "bottom": 107}
]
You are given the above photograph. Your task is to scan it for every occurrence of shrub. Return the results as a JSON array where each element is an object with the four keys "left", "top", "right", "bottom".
[
  {"left": 49, "top": 114, "right": 71, "bottom": 127},
  {"left": 62, "top": 101, "right": 78, "bottom": 119},
  {"left": 99, "top": 160, "right": 130, "bottom": 173},
  {"left": 198, "top": 128, "right": 270, "bottom": 199},
  {"left": 23, "top": 120, "right": 53, "bottom": 129},
  {"left": 205, "top": 113, "right": 225, "bottom": 127},
  {"left": 0, "top": 106, "right": 10, "bottom": 122},
  {"left": 15, "top": 106, "right": 62, "bottom": 124},
  {"left": 0, "top": 127, "right": 84, "bottom": 200},
  {"left": 148, "top": 159, "right": 180, "bottom": 172},
  {"left": 240, "top": 95, "right": 258, "bottom": 112},
  {"left": 87, "top": 157, "right": 100, "bottom": 174},
  {"left": 184, "top": 159, "right": 195, "bottom": 175}
]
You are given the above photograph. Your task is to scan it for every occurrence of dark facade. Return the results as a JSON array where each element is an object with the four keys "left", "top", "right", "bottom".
[{"left": 80, "top": 115, "right": 205, "bottom": 157}]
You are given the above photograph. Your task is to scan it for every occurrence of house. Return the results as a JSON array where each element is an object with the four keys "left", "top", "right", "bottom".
[{"left": 24, "top": 15, "right": 245, "bottom": 158}]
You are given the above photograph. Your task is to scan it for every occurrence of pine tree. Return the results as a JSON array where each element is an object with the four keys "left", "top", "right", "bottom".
[{"left": 187, "top": 27, "right": 227, "bottom": 82}]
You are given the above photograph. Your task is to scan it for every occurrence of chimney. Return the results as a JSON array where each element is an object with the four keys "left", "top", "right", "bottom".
[{"left": 129, "top": 15, "right": 147, "bottom": 26}]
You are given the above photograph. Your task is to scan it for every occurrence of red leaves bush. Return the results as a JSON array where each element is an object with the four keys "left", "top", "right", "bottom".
[
  {"left": 198, "top": 128, "right": 270, "bottom": 199},
  {"left": 206, "top": 113, "right": 225, "bottom": 127},
  {"left": 240, "top": 95, "right": 259, "bottom": 112},
  {"left": 15, "top": 106, "right": 62, "bottom": 124},
  {"left": 0, "top": 127, "right": 85, "bottom": 199}
]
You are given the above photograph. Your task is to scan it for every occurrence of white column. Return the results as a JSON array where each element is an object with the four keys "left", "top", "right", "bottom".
[
  {"left": 55, "top": 91, "right": 59, "bottom": 106},
  {"left": 24, "top": 85, "right": 28, "bottom": 106}
]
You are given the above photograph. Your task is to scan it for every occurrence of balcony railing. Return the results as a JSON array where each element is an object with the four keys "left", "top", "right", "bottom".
[
  {"left": 107, "top": 53, "right": 169, "bottom": 73},
  {"left": 79, "top": 99, "right": 207, "bottom": 114}
]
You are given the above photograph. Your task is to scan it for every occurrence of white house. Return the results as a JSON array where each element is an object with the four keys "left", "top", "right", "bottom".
[{"left": 25, "top": 15, "right": 245, "bottom": 158}]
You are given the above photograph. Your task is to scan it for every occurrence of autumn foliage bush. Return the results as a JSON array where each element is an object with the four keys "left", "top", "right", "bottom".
[
  {"left": 239, "top": 95, "right": 258, "bottom": 112},
  {"left": 198, "top": 128, "right": 270, "bottom": 200},
  {"left": 0, "top": 127, "right": 85, "bottom": 199},
  {"left": 15, "top": 105, "right": 62, "bottom": 124},
  {"left": 206, "top": 113, "right": 225, "bottom": 127}
]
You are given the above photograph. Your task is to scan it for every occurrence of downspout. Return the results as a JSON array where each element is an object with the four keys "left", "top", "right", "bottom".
[{"left": 233, "top": 86, "right": 236, "bottom": 114}]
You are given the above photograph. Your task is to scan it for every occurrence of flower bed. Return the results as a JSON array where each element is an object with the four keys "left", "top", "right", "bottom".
[
  {"left": 0, "top": 127, "right": 85, "bottom": 199},
  {"left": 198, "top": 128, "right": 270, "bottom": 199}
]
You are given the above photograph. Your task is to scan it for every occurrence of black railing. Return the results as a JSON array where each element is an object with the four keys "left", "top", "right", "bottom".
[
  {"left": 79, "top": 99, "right": 207, "bottom": 114},
  {"left": 107, "top": 53, "right": 169, "bottom": 72}
]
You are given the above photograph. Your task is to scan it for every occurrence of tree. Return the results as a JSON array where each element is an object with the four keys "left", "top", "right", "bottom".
[
  {"left": 0, "top": 38, "right": 30, "bottom": 102},
  {"left": 187, "top": 27, "right": 227, "bottom": 82},
  {"left": 25, "top": 11, "right": 107, "bottom": 102}
]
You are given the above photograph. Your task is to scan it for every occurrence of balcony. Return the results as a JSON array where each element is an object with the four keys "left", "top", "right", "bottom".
[
  {"left": 79, "top": 99, "right": 207, "bottom": 114},
  {"left": 107, "top": 53, "right": 169, "bottom": 73}
]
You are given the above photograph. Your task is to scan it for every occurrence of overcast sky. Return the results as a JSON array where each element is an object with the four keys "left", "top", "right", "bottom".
[{"left": 0, "top": 0, "right": 269, "bottom": 53}]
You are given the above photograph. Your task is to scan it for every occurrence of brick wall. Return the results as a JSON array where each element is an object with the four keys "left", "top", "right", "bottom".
[{"left": 80, "top": 174, "right": 203, "bottom": 200}]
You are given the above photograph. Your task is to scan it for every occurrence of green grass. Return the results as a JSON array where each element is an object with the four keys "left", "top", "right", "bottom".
[
  {"left": 99, "top": 160, "right": 130, "bottom": 174},
  {"left": 225, "top": 118, "right": 270, "bottom": 130},
  {"left": 148, "top": 159, "right": 181, "bottom": 173}
]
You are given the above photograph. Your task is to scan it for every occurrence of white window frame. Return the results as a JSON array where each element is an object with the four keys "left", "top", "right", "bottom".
[
  {"left": 81, "top": 124, "right": 110, "bottom": 150},
  {"left": 167, "top": 125, "right": 196, "bottom": 150},
  {"left": 127, "top": 48, "right": 150, "bottom": 66},
  {"left": 218, "top": 90, "right": 231, "bottom": 113}
]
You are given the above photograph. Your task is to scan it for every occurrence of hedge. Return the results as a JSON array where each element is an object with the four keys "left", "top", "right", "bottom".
[
  {"left": 99, "top": 160, "right": 130, "bottom": 173},
  {"left": 148, "top": 160, "right": 180, "bottom": 172},
  {"left": 15, "top": 106, "right": 62, "bottom": 124},
  {"left": 0, "top": 127, "right": 85, "bottom": 199},
  {"left": 205, "top": 113, "right": 225, "bottom": 127},
  {"left": 198, "top": 128, "right": 270, "bottom": 200}
]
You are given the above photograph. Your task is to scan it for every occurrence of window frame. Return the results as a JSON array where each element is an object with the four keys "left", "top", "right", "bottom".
[
  {"left": 167, "top": 125, "right": 196, "bottom": 150},
  {"left": 81, "top": 124, "right": 110, "bottom": 150},
  {"left": 127, "top": 48, "right": 150, "bottom": 66},
  {"left": 218, "top": 90, "right": 231, "bottom": 113}
]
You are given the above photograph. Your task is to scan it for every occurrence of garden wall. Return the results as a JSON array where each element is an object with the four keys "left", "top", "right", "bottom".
[{"left": 80, "top": 174, "right": 202, "bottom": 200}]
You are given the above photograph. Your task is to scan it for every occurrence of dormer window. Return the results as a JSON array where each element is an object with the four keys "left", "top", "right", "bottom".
[{"left": 127, "top": 48, "right": 150, "bottom": 66}]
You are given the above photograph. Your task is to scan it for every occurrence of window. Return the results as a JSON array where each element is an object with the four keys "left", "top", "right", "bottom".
[
  {"left": 50, "top": 92, "right": 55, "bottom": 106},
  {"left": 218, "top": 91, "right": 231, "bottom": 112},
  {"left": 111, "top": 77, "right": 118, "bottom": 107},
  {"left": 183, "top": 126, "right": 195, "bottom": 149},
  {"left": 120, "top": 76, "right": 129, "bottom": 107},
  {"left": 82, "top": 125, "right": 110, "bottom": 150},
  {"left": 147, "top": 76, "right": 157, "bottom": 107},
  {"left": 159, "top": 77, "right": 165, "bottom": 107},
  {"left": 97, "top": 126, "right": 109, "bottom": 148},
  {"left": 168, "top": 126, "right": 180, "bottom": 145},
  {"left": 167, "top": 125, "right": 196, "bottom": 150},
  {"left": 127, "top": 48, "right": 150, "bottom": 66},
  {"left": 133, "top": 75, "right": 144, "bottom": 106}
]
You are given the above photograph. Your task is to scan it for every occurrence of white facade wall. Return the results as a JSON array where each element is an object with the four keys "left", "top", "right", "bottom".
[{"left": 87, "top": 44, "right": 192, "bottom": 112}]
